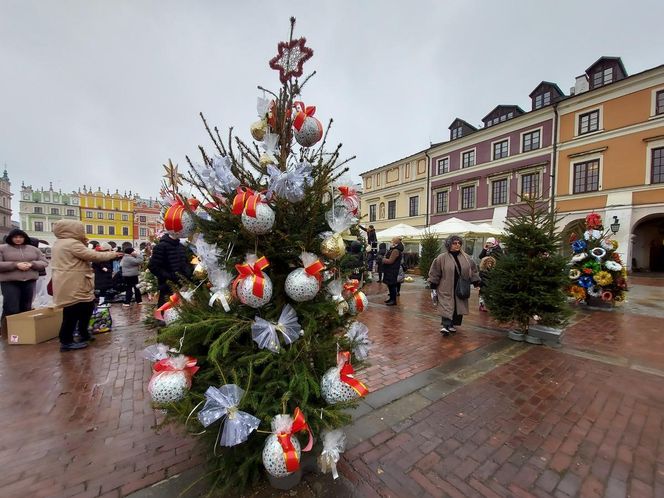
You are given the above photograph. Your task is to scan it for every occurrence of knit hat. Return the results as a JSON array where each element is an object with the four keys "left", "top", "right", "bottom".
[{"left": 486, "top": 237, "right": 497, "bottom": 246}]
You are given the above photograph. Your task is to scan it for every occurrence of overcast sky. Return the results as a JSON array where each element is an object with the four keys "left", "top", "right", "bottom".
[{"left": 2, "top": 0, "right": 663, "bottom": 218}]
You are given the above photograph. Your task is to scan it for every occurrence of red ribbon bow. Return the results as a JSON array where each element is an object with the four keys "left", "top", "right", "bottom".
[
  {"left": 164, "top": 198, "right": 200, "bottom": 233},
  {"left": 234, "top": 256, "right": 270, "bottom": 298},
  {"left": 153, "top": 293, "right": 181, "bottom": 320},
  {"left": 231, "top": 187, "right": 265, "bottom": 218},
  {"left": 276, "top": 407, "right": 314, "bottom": 473},
  {"left": 338, "top": 351, "right": 369, "bottom": 398},
  {"left": 153, "top": 356, "right": 199, "bottom": 375},
  {"left": 343, "top": 279, "right": 360, "bottom": 295},
  {"left": 292, "top": 102, "right": 318, "bottom": 131},
  {"left": 305, "top": 259, "right": 325, "bottom": 280}
]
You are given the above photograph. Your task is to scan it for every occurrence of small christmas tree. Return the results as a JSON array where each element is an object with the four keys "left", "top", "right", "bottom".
[
  {"left": 483, "top": 198, "right": 571, "bottom": 334},
  {"left": 418, "top": 230, "right": 441, "bottom": 280},
  {"left": 143, "top": 19, "right": 370, "bottom": 494}
]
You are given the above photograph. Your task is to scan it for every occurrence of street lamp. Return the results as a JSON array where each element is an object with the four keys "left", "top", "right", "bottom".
[{"left": 610, "top": 216, "right": 620, "bottom": 235}]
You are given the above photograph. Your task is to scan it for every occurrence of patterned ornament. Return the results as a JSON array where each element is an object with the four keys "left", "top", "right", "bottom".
[
  {"left": 348, "top": 292, "right": 367, "bottom": 315},
  {"left": 237, "top": 277, "right": 272, "bottom": 308},
  {"left": 163, "top": 307, "right": 180, "bottom": 325},
  {"left": 263, "top": 433, "right": 301, "bottom": 478},
  {"left": 268, "top": 36, "right": 314, "bottom": 84},
  {"left": 293, "top": 103, "right": 322, "bottom": 148},
  {"left": 321, "top": 352, "right": 368, "bottom": 405},
  {"left": 148, "top": 355, "right": 198, "bottom": 405},
  {"left": 284, "top": 252, "right": 324, "bottom": 302},
  {"left": 321, "top": 233, "right": 346, "bottom": 259},
  {"left": 234, "top": 256, "right": 272, "bottom": 309},
  {"left": 241, "top": 202, "right": 275, "bottom": 235},
  {"left": 163, "top": 198, "right": 200, "bottom": 239}
]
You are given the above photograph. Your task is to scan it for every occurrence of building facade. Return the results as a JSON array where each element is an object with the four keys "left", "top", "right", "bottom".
[
  {"left": 0, "top": 170, "right": 12, "bottom": 240},
  {"left": 78, "top": 187, "right": 135, "bottom": 244},
  {"left": 555, "top": 58, "right": 664, "bottom": 272},
  {"left": 18, "top": 183, "right": 80, "bottom": 244},
  {"left": 359, "top": 150, "right": 429, "bottom": 232},
  {"left": 133, "top": 197, "right": 162, "bottom": 246}
]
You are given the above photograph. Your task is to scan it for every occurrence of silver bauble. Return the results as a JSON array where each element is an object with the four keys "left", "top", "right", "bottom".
[
  {"left": 149, "top": 371, "right": 189, "bottom": 404},
  {"left": 241, "top": 203, "right": 275, "bottom": 235},
  {"left": 285, "top": 269, "right": 320, "bottom": 302},
  {"left": 321, "top": 367, "right": 359, "bottom": 404},
  {"left": 236, "top": 274, "right": 273, "bottom": 308},
  {"left": 163, "top": 308, "right": 180, "bottom": 325},
  {"left": 294, "top": 116, "right": 323, "bottom": 148},
  {"left": 262, "top": 433, "right": 301, "bottom": 478},
  {"left": 347, "top": 292, "right": 368, "bottom": 315}
]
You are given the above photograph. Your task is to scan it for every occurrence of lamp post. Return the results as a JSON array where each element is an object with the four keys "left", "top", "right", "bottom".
[{"left": 610, "top": 216, "right": 620, "bottom": 235}]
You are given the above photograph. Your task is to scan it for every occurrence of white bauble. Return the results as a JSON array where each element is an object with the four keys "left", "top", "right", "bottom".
[
  {"left": 163, "top": 308, "right": 180, "bottom": 325},
  {"left": 236, "top": 274, "right": 273, "bottom": 308},
  {"left": 241, "top": 203, "right": 275, "bottom": 235},
  {"left": 347, "top": 292, "right": 368, "bottom": 315},
  {"left": 294, "top": 116, "right": 323, "bottom": 148},
  {"left": 149, "top": 372, "right": 189, "bottom": 404},
  {"left": 262, "top": 433, "right": 301, "bottom": 478},
  {"left": 285, "top": 269, "right": 320, "bottom": 302},
  {"left": 321, "top": 367, "right": 359, "bottom": 404}
]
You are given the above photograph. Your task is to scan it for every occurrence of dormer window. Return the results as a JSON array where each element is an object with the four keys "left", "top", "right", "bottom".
[
  {"left": 451, "top": 127, "right": 463, "bottom": 140},
  {"left": 593, "top": 67, "right": 613, "bottom": 88},
  {"left": 534, "top": 92, "right": 551, "bottom": 109}
]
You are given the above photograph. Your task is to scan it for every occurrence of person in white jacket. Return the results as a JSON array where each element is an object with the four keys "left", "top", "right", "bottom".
[{"left": 120, "top": 246, "right": 144, "bottom": 306}]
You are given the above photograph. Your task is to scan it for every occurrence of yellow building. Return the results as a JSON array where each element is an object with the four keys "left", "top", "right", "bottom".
[
  {"left": 78, "top": 187, "right": 135, "bottom": 242},
  {"left": 359, "top": 149, "right": 429, "bottom": 235},
  {"left": 555, "top": 57, "right": 664, "bottom": 272}
]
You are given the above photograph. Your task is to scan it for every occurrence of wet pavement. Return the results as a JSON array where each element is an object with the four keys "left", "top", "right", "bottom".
[{"left": 0, "top": 275, "right": 662, "bottom": 497}]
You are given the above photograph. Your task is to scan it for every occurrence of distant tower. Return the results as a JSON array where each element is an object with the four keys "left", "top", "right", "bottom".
[{"left": 0, "top": 168, "right": 13, "bottom": 237}]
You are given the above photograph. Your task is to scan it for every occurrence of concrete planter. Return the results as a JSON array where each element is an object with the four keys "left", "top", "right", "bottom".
[
  {"left": 267, "top": 469, "right": 302, "bottom": 490},
  {"left": 524, "top": 334, "right": 544, "bottom": 345},
  {"left": 508, "top": 330, "right": 526, "bottom": 342},
  {"left": 585, "top": 296, "right": 614, "bottom": 310},
  {"left": 528, "top": 324, "right": 565, "bottom": 346}
]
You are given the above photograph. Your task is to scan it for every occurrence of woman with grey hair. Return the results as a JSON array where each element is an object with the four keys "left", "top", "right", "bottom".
[{"left": 428, "top": 235, "right": 480, "bottom": 336}]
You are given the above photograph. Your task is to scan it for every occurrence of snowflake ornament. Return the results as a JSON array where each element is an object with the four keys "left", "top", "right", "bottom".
[{"left": 269, "top": 37, "right": 313, "bottom": 84}]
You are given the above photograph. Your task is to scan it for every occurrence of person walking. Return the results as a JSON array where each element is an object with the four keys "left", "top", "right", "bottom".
[
  {"left": 120, "top": 246, "right": 144, "bottom": 306},
  {"left": 0, "top": 229, "right": 49, "bottom": 332},
  {"left": 428, "top": 234, "right": 480, "bottom": 336},
  {"left": 51, "top": 220, "right": 121, "bottom": 351},
  {"left": 380, "top": 237, "right": 404, "bottom": 306},
  {"left": 92, "top": 242, "right": 114, "bottom": 304},
  {"left": 148, "top": 232, "right": 192, "bottom": 307}
]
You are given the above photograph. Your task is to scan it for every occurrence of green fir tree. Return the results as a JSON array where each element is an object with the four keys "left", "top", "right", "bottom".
[
  {"left": 482, "top": 197, "right": 571, "bottom": 334},
  {"left": 418, "top": 230, "right": 441, "bottom": 280},
  {"left": 151, "top": 19, "right": 369, "bottom": 495}
]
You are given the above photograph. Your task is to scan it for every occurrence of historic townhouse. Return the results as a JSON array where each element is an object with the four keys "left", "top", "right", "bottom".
[
  {"left": 0, "top": 169, "right": 13, "bottom": 239},
  {"left": 19, "top": 183, "right": 80, "bottom": 244},
  {"left": 429, "top": 83, "right": 562, "bottom": 229},
  {"left": 78, "top": 187, "right": 135, "bottom": 243},
  {"left": 133, "top": 197, "right": 162, "bottom": 246},
  {"left": 359, "top": 149, "right": 428, "bottom": 231},
  {"left": 555, "top": 57, "right": 664, "bottom": 272}
]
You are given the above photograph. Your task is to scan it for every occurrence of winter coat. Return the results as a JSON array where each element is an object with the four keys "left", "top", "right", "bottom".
[
  {"left": 120, "top": 252, "right": 144, "bottom": 277},
  {"left": 428, "top": 250, "right": 480, "bottom": 320},
  {"left": 0, "top": 229, "right": 48, "bottom": 282},
  {"left": 51, "top": 220, "right": 118, "bottom": 307},
  {"left": 479, "top": 245, "right": 503, "bottom": 259},
  {"left": 382, "top": 242, "right": 404, "bottom": 285},
  {"left": 92, "top": 259, "right": 114, "bottom": 291},
  {"left": 147, "top": 234, "right": 191, "bottom": 286}
]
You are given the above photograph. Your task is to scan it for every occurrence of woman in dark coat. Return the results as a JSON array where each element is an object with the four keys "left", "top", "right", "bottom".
[
  {"left": 376, "top": 242, "right": 387, "bottom": 283},
  {"left": 380, "top": 237, "right": 403, "bottom": 306},
  {"left": 92, "top": 242, "right": 114, "bottom": 303}
]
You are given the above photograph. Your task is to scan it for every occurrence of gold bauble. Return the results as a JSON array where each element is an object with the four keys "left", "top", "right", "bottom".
[
  {"left": 250, "top": 119, "right": 268, "bottom": 141},
  {"left": 259, "top": 153, "right": 274, "bottom": 167},
  {"left": 321, "top": 233, "right": 346, "bottom": 259},
  {"left": 193, "top": 263, "right": 207, "bottom": 280}
]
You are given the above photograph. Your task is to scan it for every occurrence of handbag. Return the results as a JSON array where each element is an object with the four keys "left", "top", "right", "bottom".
[
  {"left": 397, "top": 265, "right": 405, "bottom": 283},
  {"left": 455, "top": 277, "right": 471, "bottom": 299}
]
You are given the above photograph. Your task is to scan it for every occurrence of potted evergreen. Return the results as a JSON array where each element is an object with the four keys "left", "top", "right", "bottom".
[
  {"left": 483, "top": 198, "right": 571, "bottom": 344},
  {"left": 418, "top": 230, "right": 441, "bottom": 282}
]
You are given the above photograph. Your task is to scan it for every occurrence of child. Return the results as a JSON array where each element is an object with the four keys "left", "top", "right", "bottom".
[{"left": 478, "top": 256, "right": 496, "bottom": 312}]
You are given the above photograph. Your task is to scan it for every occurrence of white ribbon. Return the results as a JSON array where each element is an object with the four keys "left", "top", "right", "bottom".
[{"left": 319, "top": 430, "right": 346, "bottom": 479}]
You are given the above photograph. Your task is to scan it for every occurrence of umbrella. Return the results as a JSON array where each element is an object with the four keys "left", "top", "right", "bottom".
[
  {"left": 375, "top": 223, "right": 422, "bottom": 240},
  {"left": 421, "top": 217, "right": 480, "bottom": 237},
  {"left": 468, "top": 222, "right": 503, "bottom": 236}
]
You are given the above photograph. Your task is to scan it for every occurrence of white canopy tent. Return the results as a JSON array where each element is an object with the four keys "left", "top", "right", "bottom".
[
  {"left": 420, "top": 217, "right": 481, "bottom": 237},
  {"left": 375, "top": 223, "right": 423, "bottom": 241},
  {"left": 468, "top": 222, "right": 503, "bottom": 236}
]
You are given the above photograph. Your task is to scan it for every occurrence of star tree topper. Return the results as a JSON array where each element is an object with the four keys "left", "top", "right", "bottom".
[
  {"left": 269, "top": 37, "right": 313, "bottom": 84},
  {"left": 162, "top": 159, "right": 183, "bottom": 191}
]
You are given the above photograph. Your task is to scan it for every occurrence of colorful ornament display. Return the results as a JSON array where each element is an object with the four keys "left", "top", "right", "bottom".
[
  {"left": 262, "top": 408, "right": 313, "bottom": 478},
  {"left": 197, "top": 385, "right": 261, "bottom": 447},
  {"left": 163, "top": 198, "right": 200, "bottom": 239},
  {"left": 251, "top": 304, "right": 303, "bottom": 353},
  {"left": 148, "top": 355, "right": 199, "bottom": 404},
  {"left": 232, "top": 188, "right": 275, "bottom": 235},
  {"left": 321, "top": 351, "right": 368, "bottom": 404},
  {"left": 285, "top": 252, "right": 324, "bottom": 302},
  {"left": 234, "top": 255, "right": 272, "bottom": 308},
  {"left": 292, "top": 102, "right": 323, "bottom": 147}
]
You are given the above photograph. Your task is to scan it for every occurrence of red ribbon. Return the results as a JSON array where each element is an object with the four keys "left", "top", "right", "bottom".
[
  {"left": 153, "top": 293, "right": 181, "bottom": 320},
  {"left": 343, "top": 279, "right": 360, "bottom": 296},
  {"left": 304, "top": 259, "right": 324, "bottom": 281},
  {"left": 231, "top": 187, "right": 264, "bottom": 218},
  {"left": 233, "top": 256, "right": 270, "bottom": 298},
  {"left": 292, "top": 102, "right": 317, "bottom": 131},
  {"left": 276, "top": 407, "right": 314, "bottom": 473},
  {"left": 164, "top": 198, "right": 200, "bottom": 233},
  {"left": 148, "top": 356, "right": 199, "bottom": 393},
  {"left": 338, "top": 186, "right": 359, "bottom": 215},
  {"left": 338, "top": 352, "right": 369, "bottom": 397},
  {"left": 352, "top": 291, "right": 366, "bottom": 312}
]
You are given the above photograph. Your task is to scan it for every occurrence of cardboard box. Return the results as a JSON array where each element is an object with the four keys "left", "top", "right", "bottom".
[{"left": 6, "top": 307, "right": 63, "bottom": 345}]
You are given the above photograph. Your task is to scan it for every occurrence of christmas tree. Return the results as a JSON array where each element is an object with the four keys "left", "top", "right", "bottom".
[
  {"left": 418, "top": 230, "right": 441, "bottom": 280},
  {"left": 144, "top": 19, "right": 370, "bottom": 493},
  {"left": 482, "top": 198, "right": 571, "bottom": 334}
]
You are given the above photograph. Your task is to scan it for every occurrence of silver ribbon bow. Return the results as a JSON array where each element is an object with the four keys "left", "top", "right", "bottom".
[
  {"left": 266, "top": 161, "right": 313, "bottom": 203},
  {"left": 193, "top": 155, "right": 239, "bottom": 196},
  {"left": 251, "top": 304, "right": 303, "bottom": 353},
  {"left": 319, "top": 430, "right": 346, "bottom": 479},
  {"left": 197, "top": 384, "right": 260, "bottom": 447}
]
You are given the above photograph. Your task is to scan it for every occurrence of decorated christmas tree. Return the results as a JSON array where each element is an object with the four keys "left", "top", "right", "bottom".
[
  {"left": 482, "top": 198, "right": 571, "bottom": 334},
  {"left": 143, "top": 19, "right": 370, "bottom": 493},
  {"left": 565, "top": 213, "right": 628, "bottom": 306}
]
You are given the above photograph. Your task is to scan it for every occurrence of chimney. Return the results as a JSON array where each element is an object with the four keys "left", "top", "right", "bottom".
[{"left": 574, "top": 75, "right": 589, "bottom": 95}]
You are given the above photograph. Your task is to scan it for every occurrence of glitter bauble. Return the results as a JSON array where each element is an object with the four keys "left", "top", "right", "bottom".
[
  {"left": 294, "top": 116, "right": 323, "bottom": 148},
  {"left": 250, "top": 119, "right": 268, "bottom": 141},
  {"left": 262, "top": 433, "right": 301, "bottom": 478},
  {"left": 321, "top": 367, "right": 359, "bottom": 404},
  {"left": 347, "top": 292, "right": 368, "bottom": 315},
  {"left": 149, "top": 371, "right": 189, "bottom": 404},
  {"left": 163, "top": 308, "right": 180, "bottom": 325},
  {"left": 285, "top": 268, "right": 320, "bottom": 302},
  {"left": 193, "top": 263, "right": 207, "bottom": 280},
  {"left": 236, "top": 274, "right": 273, "bottom": 308},
  {"left": 241, "top": 203, "right": 275, "bottom": 235},
  {"left": 321, "top": 234, "right": 346, "bottom": 260}
]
